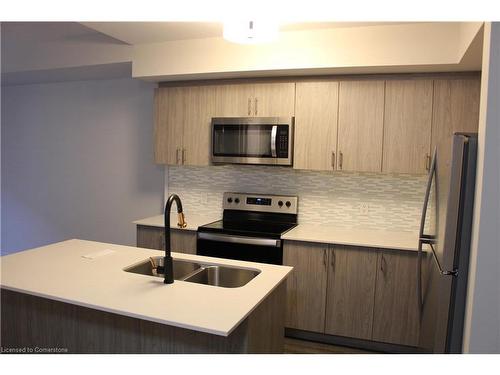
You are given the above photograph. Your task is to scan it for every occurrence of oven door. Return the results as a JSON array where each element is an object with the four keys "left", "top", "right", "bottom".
[
  {"left": 197, "top": 232, "right": 283, "bottom": 265},
  {"left": 211, "top": 117, "right": 293, "bottom": 166}
]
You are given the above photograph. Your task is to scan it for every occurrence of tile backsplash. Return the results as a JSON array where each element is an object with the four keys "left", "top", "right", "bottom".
[{"left": 166, "top": 165, "right": 428, "bottom": 233}]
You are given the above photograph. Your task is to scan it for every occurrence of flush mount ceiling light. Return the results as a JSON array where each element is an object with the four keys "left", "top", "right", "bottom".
[{"left": 223, "top": 20, "right": 279, "bottom": 44}]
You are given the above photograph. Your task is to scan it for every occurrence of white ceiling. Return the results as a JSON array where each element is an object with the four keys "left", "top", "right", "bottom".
[{"left": 82, "top": 22, "right": 412, "bottom": 45}]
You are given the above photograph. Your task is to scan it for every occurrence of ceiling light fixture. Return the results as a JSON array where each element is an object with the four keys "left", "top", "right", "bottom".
[{"left": 223, "top": 20, "right": 279, "bottom": 44}]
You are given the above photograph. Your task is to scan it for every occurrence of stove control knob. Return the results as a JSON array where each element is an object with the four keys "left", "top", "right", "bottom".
[
  {"left": 278, "top": 200, "right": 284, "bottom": 207},
  {"left": 235, "top": 198, "right": 240, "bottom": 204},
  {"left": 285, "top": 201, "right": 291, "bottom": 208},
  {"left": 227, "top": 197, "right": 233, "bottom": 203}
]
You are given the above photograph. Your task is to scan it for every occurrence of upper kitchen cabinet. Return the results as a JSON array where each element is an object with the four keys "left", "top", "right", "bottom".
[
  {"left": 214, "top": 83, "right": 255, "bottom": 117},
  {"left": 337, "top": 81, "right": 385, "bottom": 172},
  {"left": 214, "top": 82, "right": 295, "bottom": 117},
  {"left": 251, "top": 83, "right": 296, "bottom": 117},
  {"left": 431, "top": 78, "right": 481, "bottom": 158},
  {"left": 183, "top": 86, "right": 216, "bottom": 166},
  {"left": 382, "top": 80, "right": 433, "bottom": 174},
  {"left": 154, "top": 85, "right": 216, "bottom": 166},
  {"left": 294, "top": 81, "right": 339, "bottom": 171},
  {"left": 154, "top": 87, "right": 183, "bottom": 165}
]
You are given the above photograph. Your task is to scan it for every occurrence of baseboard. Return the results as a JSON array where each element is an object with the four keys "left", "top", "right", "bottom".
[{"left": 285, "top": 328, "right": 426, "bottom": 354}]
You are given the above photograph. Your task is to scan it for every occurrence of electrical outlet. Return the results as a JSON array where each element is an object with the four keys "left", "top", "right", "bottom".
[{"left": 359, "top": 203, "right": 369, "bottom": 215}]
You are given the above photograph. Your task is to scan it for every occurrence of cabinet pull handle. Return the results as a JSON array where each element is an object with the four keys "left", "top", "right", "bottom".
[
  {"left": 331, "top": 249, "right": 336, "bottom": 271},
  {"left": 323, "top": 250, "right": 327, "bottom": 267},
  {"left": 248, "top": 98, "right": 251, "bottom": 116},
  {"left": 331, "top": 151, "right": 336, "bottom": 169},
  {"left": 381, "top": 254, "right": 387, "bottom": 274},
  {"left": 339, "top": 152, "right": 343, "bottom": 170},
  {"left": 254, "top": 98, "right": 258, "bottom": 116},
  {"left": 425, "top": 153, "right": 431, "bottom": 171},
  {"left": 176, "top": 148, "right": 180, "bottom": 165},
  {"left": 182, "top": 148, "right": 186, "bottom": 164}
]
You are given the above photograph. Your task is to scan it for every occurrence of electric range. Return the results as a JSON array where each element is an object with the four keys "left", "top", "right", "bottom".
[{"left": 197, "top": 192, "right": 298, "bottom": 265}]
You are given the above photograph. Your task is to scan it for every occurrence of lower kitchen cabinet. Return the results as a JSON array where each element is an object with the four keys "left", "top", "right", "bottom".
[
  {"left": 284, "top": 240, "right": 420, "bottom": 348},
  {"left": 136, "top": 225, "right": 197, "bottom": 255},
  {"left": 283, "top": 241, "right": 329, "bottom": 333},
  {"left": 324, "top": 246, "right": 378, "bottom": 340},
  {"left": 372, "top": 250, "right": 420, "bottom": 347}
]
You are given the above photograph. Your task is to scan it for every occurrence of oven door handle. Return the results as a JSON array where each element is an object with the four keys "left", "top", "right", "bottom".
[
  {"left": 271, "top": 125, "right": 277, "bottom": 158},
  {"left": 198, "top": 232, "right": 281, "bottom": 247}
]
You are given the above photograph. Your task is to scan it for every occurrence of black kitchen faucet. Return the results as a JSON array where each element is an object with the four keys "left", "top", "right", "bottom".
[{"left": 158, "top": 194, "right": 186, "bottom": 284}]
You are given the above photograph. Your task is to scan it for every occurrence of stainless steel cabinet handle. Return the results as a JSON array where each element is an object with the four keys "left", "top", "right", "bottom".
[
  {"left": 176, "top": 148, "right": 181, "bottom": 164},
  {"left": 182, "top": 148, "right": 186, "bottom": 164},
  {"left": 198, "top": 232, "right": 281, "bottom": 247},
  {"left": 330, "top": 249, "right": 336, "bottom": 271},
  {"left": 339, "top": 152, "right": 343, "bottom": 170},
  {"left": 323, "top": 250, "right": 327, "bottom": 267},
  {"left": 425, "top": 153, "right": 431, "bottom": 171},
  {"left": 331, "top": 151, "right": 336, "bottom": 169},
  {"left": 380, "top": 254, "right": 387, "bottom": 274},
  {"left": 248, "top": 98, "right": 251, "bottom": 116},
  {"left": 254, "top": 98, "right": 258, "bottom": 115}
]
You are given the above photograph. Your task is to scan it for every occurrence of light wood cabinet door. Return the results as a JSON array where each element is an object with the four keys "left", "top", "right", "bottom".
[
  {"left": 214, "top": 84, "right": 255, "bottom": 117},
  {"left": 294, "top": 81, "right": 339, "bottom": 171},
  {"left": 382, "top": 80, "right": 433, "bottom": 174},
  {"left": 182, "top": 86, "right": 216, "bottom": 166},
  {"left": 431, "top": 78, "right": 481, "bottom": 159},
  {"left": 137, "top": 226, "right": 197, "bottom": 254},
  {"left": 372, "top": 250, "right": 420, "bottom": 346},
  {"left": 215, "top": 82, "right": 295, "bottom": 117},
  {"left": 324, "top": 246, "right": 378, "bottom": 340},
  {"left": 170, "top": 229, "right": 197, "bottom": 255},
  {"left": 337, "top": 81, "right": 385, "bottom": 172},
  {"left": 283, "top": 241, "right": 329, "bottom": 333},
  {"left": 154, "top": 87, "right": 184, "bottom": 164},
  {"left": 251, "top": 83, "right": 295, "bottom": 117},
  {"left": 137, "top": 225, "right": 164, "bottom": 250}
]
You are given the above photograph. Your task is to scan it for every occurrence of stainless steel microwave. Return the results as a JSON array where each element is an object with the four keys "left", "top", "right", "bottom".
[{"left": 211, "top": 117, "right": 294, "bottom": 166}]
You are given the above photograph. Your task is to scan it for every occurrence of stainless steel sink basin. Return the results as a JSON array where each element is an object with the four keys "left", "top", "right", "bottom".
[
  {"left": 124, "top": 257, "right": 201, "bottom": 280},
  {"left": 124, "top": 257, "right": 260, "bottom": 288},
  {"left": 183, "top": 266, "right": 260, "bottom": 288}
]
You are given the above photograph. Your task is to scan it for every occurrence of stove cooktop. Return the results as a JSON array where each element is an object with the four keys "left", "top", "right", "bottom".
[{"left": 198, "top": 219, "right": 297, "bottom": 239}]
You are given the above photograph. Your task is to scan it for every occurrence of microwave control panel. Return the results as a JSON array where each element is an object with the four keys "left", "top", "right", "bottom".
[{"left": 277, "top": 126, "right": 289, "bottom": 158}]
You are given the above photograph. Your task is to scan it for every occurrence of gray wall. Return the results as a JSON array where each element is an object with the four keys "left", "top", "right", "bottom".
[{"left": 1, "top": 78, "right": 164, "bottom": 255}]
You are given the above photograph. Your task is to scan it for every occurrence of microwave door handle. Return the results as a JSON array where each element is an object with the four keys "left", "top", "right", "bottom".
[{"left": 271, "top": 125, "right": 277, "bottom": 157}]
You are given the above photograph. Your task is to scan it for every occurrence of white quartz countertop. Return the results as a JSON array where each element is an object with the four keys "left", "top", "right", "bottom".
[
  {"left": 134, "top": 215, "right": 419, "bottom": 251},
  {"left": 133, "top": 213, "right": 219, "bottom": 231},
  {"left": 282, "top": 224, "right": 419, "bottom": 251},
  {"left": 0, "top": 239, "right": 292, "bottom": 337}
]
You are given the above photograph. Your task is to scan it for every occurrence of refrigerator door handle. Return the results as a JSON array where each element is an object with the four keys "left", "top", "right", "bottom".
[
  {"left": 417, "top": 148, "right": 437, "bottom": 315},
  {"left": 417, "top": 148, "right": 461, "bottom": 315},
  {"left": 427, "top": 242, "right": 458, "bottom": 276}
]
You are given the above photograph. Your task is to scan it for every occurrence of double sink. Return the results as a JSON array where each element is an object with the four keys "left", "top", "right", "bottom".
[{"left": 124, "top": 256, "right": 260, "bottom": 288}]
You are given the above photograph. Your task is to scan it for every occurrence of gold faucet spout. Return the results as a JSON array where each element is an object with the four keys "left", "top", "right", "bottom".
[{"left": 177, "top": 212, "right": 187, "bottom": 228}]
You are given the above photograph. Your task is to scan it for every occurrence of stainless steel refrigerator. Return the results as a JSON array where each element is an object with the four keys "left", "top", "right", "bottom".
[{"left": 417, "top": 133, "right": 478, "bottom": 353}]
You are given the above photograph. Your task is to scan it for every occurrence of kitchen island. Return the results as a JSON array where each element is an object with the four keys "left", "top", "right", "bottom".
[{"left": 0, "top": 239, "right": 291, "bottom": 353}]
